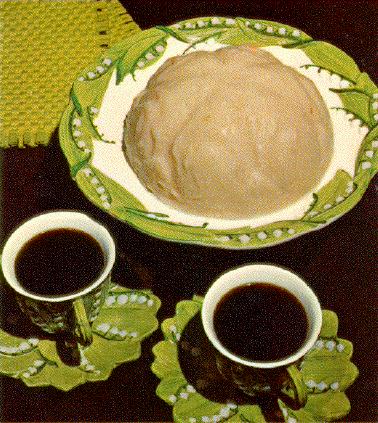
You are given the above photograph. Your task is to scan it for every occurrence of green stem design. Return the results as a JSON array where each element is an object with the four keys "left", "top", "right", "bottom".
[
  {"left": 331, "top": 107, "right": 368, "bottom": 124},
  {"left": 330, "top": 87, "right": 371, "bottom": 95},
  {"left": 86, "top": 107, "right": 115, "bottom": 144},
  {"left": 183, "top": 30, "right": 225, "bottom": 53},
  {"left": 156, "top": 26, "right": 195, "bottom": 43},
  {"left": 283, "top": 39, "right": 316, "bottom": 48},
  {"left": 300, "top": 64, "right": 355, "bottom": 84},
  {"left": 70, "top": 87, "right": 83, "bottom": 116}
]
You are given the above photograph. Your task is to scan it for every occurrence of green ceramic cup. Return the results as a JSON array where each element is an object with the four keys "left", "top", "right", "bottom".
[
  {"left": 1, "top": 211, "right": 116, "bottom": 347},
  {"left": 202, "top": 264, "right": 322, "bottom": 410}
]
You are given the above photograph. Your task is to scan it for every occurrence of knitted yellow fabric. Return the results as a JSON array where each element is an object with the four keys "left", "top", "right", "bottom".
[{"left": 0, "top": 0, "right": 140, "bottom": 148}]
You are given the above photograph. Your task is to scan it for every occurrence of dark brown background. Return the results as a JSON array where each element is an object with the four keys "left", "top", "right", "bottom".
[{"left": 0, "top": 0, "right": 377, "bottom": 421}]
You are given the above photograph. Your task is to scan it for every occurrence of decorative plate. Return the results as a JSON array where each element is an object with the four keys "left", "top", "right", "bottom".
[
  {"left": 0, "top": 284, "right": 160, "bottom": 391},
  {"left": 59, "top": 17, "right": 378, "bottom": 249},
  {"left": 151, "top": 297, "right": 358, "bottom": 423}
]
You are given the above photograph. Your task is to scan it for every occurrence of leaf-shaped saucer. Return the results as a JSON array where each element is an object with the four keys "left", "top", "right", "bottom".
[
  {"left": 151, "top": 297, "right": 358, "bottom": 422},
  {"left": 0, "top": 284, "right": 160, "bottom": 391},
  {"left": 59, "top": 17, "right": 377, "bottom": 249}
]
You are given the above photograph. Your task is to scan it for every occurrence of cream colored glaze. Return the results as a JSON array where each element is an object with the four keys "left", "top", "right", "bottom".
[{"left": 123, "top": 45, "right": 334, "bottom": 219}]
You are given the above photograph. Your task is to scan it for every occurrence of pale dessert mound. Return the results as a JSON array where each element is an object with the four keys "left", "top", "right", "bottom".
[{"left": 123, "top": 45, "right": 334, "bottom": 219}]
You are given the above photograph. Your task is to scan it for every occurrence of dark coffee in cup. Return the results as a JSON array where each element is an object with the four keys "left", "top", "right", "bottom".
[
  {"left": 2, "top": 211, "right": 115, "bottom": 347},
  {"left": 213, "top": 283, "right": 309, "bottom": 362},
  {"left": 15, "top": 228, "right": 105, "bottom": 296},
  {"left": 202, "top": 264, "right": 322, "bottom": 409}
]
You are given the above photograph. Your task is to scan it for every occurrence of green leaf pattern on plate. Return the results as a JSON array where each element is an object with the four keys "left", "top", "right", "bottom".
[
  {"left": 59, "top": 17, "right": 377, "bottom": 248},
  {"left": 74, "top": 165, "right": 145, "bottom": 214},
  {"left": 152, "top": 298, "right": 358, "bottom": 422},
  {"left": 0, "top": 284, "right": 160, "bottom": 391},
  {"left": 355, "top": 125, "right": 378, "bottom": 174},
  {"left": 115, "top": 29, "right": 168, "bottom": 83},
  {"left": 303, "top": 170, "right": 353, "bottom": 221},
  {"left": 158, "top": 17, "right": 312, "bottom": 48}
]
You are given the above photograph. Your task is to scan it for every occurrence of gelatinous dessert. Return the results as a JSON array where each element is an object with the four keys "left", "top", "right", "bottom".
[{"left": 123, "top": 45, "right": 333, "bottom": 219}]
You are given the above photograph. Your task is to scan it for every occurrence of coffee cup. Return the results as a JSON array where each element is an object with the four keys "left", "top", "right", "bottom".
[
  {"left": 1, "top": 211, "right": 116, "bottom": 347},
  {"left": 201, "top": 263, "right": 322, "bottom": 409}
]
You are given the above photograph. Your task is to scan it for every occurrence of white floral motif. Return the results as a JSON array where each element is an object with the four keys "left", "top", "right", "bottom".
[
  {"left": 217, "top": 236, "right": 231, "bottom": 242},
  {"left": 97, "top": 323, "right": 110, "bottom": 333},
  {"left": 168, "top": 394, "right": 177, "bottom": 403},
  {"left": 105, "top": 296, "right": 116, "bottom": 306},
  {"left": 365, "top": 150, "right": 374, "bottom": 158},
  {"left": 225, "top": 18, "right": 236, "bottom": 26},
  {"left": 315, "top": 340, "right": 324, "bottom": 349},
  {"left": 326, "top": 340, "right": 336, "bottom": 351},
  {"left": 306, "top": 379, "right": 317, "bottom": 388},
  {"left": 337, "top": 343, "right": 345, "bottom": 352},
  {"left": 339, "top": 79, "right": 351, "bottom": 89},
  {"left": 330, "top": 381, "right": 340, "bottom": 390},
  {"left": 82, "top": 167, "right": 92, "bottom": 177},
  {"left": 317, "top": 381, "right": 328, "bottom": 391},
  {"left": 239, "top": 234, "right": 250, "bottom": 243},
  {"left": 117, "top": 294, "right": 128, "bottom": 304},
  {"left": 155, "top": 45, "right": 165, "bottom": 53},
  {"left": 110, "top": 327, "right": 119, "bottom": 335},
  {"left": 19, "top": 342, "right": 30, "bottom": 351},
  {"left": 138, "top": 296, "right": 147, "bottom": 304}
]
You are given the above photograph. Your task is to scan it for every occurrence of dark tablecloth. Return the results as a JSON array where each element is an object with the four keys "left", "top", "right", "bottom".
[{"left": 0, "top": 0, "right": 377, "bottom": 421}]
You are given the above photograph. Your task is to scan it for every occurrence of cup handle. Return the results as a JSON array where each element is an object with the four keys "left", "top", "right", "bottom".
[
  {"left": 279, "top": 364, "right": 307, "bottom": 410},
  {"left": 72, "top": 298, "right": 93, "bottom": 347}
]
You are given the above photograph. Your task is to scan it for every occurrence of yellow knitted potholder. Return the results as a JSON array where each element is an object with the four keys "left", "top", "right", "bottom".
[{"left": 0, "top": 0, "right": 140, "bottom": 148}]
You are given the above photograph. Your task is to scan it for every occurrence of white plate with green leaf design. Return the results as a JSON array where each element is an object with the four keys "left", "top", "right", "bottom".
[
  {"left": 0, "top": 284, "right": 160, "bottom": 391},
  {"left": 151, "top": 297, "right": 358, "bottom": 422},
  {"left": 59, "top": 17, "right": 378, "bottom": 249}
]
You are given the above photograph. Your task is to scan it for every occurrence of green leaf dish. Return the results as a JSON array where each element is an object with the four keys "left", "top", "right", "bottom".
[
  {"left": 59, "top": 17, "right": 378, "bottom": 249},
  {"left": 151, "top": 297, "right": 358, "bottom": 422},
  {"left": 0, "top": 284, "right": 160, "bottom": 391}
]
